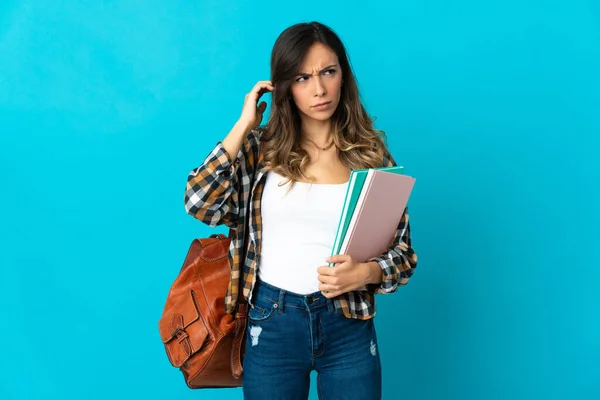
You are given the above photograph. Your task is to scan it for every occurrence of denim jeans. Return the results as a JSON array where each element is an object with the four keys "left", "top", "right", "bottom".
[{"left": 242, "top": 278, "right": 382, "bottom": 400}]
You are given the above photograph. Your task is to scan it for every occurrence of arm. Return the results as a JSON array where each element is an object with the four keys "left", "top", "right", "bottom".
[
  {"left": 184, "top": 80, "right": 273, "bottom": 228},
  {"left": 184, "top": 122, "right": 256, "bottom": 229},
  {"left": 366, "top": 145, "right": 417, "bottom": 293},
  {"left": 366, "top": 207, "right": 417, "bottom": 294},
  {"left": 316, "top": 145, "right": 417, "bottom": 297},
  {"left": 318, "top": 208, "right": 416, "bottom": 297}
]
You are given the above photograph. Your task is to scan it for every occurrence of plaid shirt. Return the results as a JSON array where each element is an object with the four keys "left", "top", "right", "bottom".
[{"left": 184, "top": 128, "right": 417, "bottom": 320}]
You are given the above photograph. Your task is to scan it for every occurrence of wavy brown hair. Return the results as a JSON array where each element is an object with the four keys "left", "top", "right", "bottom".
[{"left": 261, "top": 21, "right": 388, "bottom": 186}]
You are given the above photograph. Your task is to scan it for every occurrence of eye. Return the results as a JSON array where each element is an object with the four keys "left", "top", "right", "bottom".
[
  {"left": 323, "top": 68, "right": 337, "bottom": 76},
  {"left": 296, "top": 75, "right": 309, "bottom": 83}
]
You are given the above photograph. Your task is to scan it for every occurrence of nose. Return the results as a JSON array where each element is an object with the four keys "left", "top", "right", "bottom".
[{"left": 313, "top": 76, "right": 326, "bottom": 97}]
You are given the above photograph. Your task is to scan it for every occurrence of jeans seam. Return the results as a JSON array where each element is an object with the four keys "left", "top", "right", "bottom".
[{"left": 313, "top": 313, "right": 324, "bottom": 358}]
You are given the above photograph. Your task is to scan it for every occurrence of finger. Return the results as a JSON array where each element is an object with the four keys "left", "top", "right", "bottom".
[
  {"left": 321, "top": 289, "right": 340, "bottom": 299},
  {"left": 257, "top": 101, "right": 267, "bottom": 114},
  {"left": 319, "top": 281, "right": 327, "bottom": 292},
  {"left": 251, "top": 81, "right": 274, "bottom": 95},
  {"left": 247, "top": 86, "right": 273, "bottom": 106},
  {"left": 320, "top": 273, "right": 343, "bottom": 289},
  {"left": 256, "top": 85, "right": 274, "bottom": 102},
  {"left": 317, "top": 274, "right": 333, "bottom": 285},
  {"left": 325, "top": 255, "right": 350, "bottom": 265},
  {"left": 319, "top": 282, "right": 341, "bottom": 292},
  {"left": 317, "top": 266, "right": 335, "bottom": 276},
  {"left": 319, "top": 280, "right": 339, "bottom": 293},
  {"left": 257, "top": 81, "right": 274, "bottom": 91}
]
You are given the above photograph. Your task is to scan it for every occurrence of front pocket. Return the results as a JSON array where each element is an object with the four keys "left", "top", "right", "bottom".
[{"left": 248, "top": 295, "right": 278, "bottom": 323}]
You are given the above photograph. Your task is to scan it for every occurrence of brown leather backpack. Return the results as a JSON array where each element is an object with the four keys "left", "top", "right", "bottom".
[{"left": 158, "top": 232, "right": 248, "bottom": 388}]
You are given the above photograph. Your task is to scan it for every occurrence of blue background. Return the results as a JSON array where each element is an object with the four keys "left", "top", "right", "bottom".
[{"left": 1, "top": 1, "right": 599, "bottom": 399}]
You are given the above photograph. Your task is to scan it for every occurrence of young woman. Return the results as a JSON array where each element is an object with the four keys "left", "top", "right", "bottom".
[{"left": 184, "top": 21, "right": 417, "bottom": 400}]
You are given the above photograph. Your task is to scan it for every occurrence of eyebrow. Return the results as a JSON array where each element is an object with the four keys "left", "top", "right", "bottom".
[{"left": 296, "top": 64, "right": 338, "bottom": 76}]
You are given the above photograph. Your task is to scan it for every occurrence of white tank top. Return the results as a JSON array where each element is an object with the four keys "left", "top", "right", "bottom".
[{"left": 258, "top": 171, "right": 349, "bottom": 294}]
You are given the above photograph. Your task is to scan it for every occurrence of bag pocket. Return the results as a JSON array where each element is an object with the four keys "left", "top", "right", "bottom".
[{"left": 158, "top": 290, "right": 209, "bottom": 367}]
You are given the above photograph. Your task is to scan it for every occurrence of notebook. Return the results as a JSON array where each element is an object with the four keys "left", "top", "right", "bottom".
[
  {"left": 333, "top": 168, "right": 415, "bottom": 264},
  {"left": 329, "top": 165, "right": 405, "bottom": 265}
]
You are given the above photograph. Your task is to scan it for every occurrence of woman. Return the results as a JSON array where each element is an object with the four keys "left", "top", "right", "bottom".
[{"left": 184, "top": 21, "right": 417, "bottom": 400}]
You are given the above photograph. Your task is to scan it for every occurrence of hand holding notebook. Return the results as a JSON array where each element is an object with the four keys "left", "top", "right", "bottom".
[{"left": 330, "top": 166, "right": 415, "bottom": 265}]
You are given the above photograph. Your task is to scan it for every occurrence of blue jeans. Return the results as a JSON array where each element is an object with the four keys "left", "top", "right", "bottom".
[{"left": 242, "top": 279, "right": 382, "bottom": 400}]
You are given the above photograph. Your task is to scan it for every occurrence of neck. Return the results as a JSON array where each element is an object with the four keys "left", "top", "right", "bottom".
[{"left": 300, "top": 118, "right": 333, "bottom": 148}]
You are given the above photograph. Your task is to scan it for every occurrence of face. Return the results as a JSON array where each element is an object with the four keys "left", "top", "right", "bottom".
[{"left": 290, "top": 42, "right": 343, "bottom": 123}]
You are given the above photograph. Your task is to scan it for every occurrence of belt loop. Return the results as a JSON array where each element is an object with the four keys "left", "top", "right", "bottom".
[{"left": 278, "top": 290, "right": 285, "bottom": 314}]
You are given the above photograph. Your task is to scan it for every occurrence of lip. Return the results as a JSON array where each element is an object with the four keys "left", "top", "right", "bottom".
[{"left": 312, "top": 101, "right": 332, "bottom": 110}]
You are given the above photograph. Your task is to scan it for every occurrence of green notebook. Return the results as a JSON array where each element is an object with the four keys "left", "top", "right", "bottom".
[{"left": 328, "top": 165, "right": 404, "bottom": 266}]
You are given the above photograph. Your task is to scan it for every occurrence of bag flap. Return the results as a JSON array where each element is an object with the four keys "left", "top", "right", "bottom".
[{"left": 158, "top": 290, "right": 209, "bottom": 367}]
